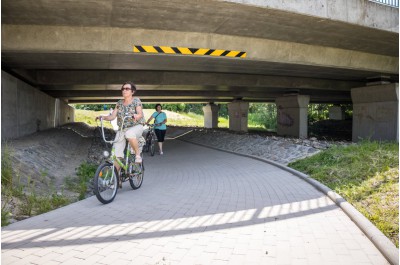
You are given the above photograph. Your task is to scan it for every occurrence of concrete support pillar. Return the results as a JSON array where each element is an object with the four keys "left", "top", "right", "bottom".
[
  {"left": 227, "top": 101, "right": 249, "bottom": 132},
  {"left": 275, "top": 95, "right": 310, "bottom": 138},
  {"left": 202, "top": 103, "right": 219, "bottom": 128},
  {"left": 351, "top": 84, "right": 398, "bottom": 142},
  {"left": 329, "top": 106, "right": 345, "bottom": 120}
]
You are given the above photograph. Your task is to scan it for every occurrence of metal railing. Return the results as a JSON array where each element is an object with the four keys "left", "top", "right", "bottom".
[{"left": 369, "top": 0, "right": 399, "bottom": 7}]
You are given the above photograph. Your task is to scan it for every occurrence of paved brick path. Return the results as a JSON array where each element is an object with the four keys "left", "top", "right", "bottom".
[{"left": 2, "top": 140, "right": 390, "bottom": 265}]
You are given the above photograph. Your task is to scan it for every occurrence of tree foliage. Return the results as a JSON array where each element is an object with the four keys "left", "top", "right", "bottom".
[
  {"left": 248, "top": 103, "right": 277, "bottom": 130},
  {"left": 72, "top": 103, "right": 353, "bottom": 131},
  {"left": 308, "top": 104, "right": 352, "bottom": 123},
  {"left": 143, "top": 103, "right": 229, "bottom": 117},
  {"left": 74, "top": 104, "right": 114, "bottom": 111}
]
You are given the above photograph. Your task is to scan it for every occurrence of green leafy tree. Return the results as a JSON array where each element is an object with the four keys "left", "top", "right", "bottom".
[
  {"left": 248, "top": 103, "right": 277, "bottom": 130},
  {"left": 308, "top": 104, "right": 352, "bottom": 124},
  {"left": 73, "top": 104, "right": 114, "bottom": 111},
  {"left": 218, "top": 104, "right": 228, "bottom": 118}
]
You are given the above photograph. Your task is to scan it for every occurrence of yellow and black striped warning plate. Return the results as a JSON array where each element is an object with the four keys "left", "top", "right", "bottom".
[{"left": 133, "top": 45, "right": 246, "bottom": 58}]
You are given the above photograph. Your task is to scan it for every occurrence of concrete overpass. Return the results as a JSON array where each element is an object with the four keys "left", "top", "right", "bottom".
[{"left": 1, "top": 0, "right": 399, "bottom": 141}]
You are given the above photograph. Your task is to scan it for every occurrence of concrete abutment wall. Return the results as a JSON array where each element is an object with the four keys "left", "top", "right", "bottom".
[{"left": 1, "top": 71, "right": 74, "bottom": 140}]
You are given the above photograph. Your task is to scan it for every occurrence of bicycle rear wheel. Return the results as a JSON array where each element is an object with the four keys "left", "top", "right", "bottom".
[
  {"left": 129, "top": 157, "right": 144, "bottom": 190},
  {"left": 93, "top": 162, "right": 118, "bottom": 204}
]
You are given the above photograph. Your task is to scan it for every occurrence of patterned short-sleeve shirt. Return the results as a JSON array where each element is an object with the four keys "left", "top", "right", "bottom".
[{"left": 115, "top": 98, "right": 145, "bottom": 129}]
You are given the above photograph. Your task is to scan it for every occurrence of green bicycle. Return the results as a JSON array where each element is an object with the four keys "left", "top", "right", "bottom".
[{"left": 93, "top": 115, "right": 145, "bottom": 204}]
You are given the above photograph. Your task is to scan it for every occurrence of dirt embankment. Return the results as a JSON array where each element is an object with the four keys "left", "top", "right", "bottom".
[
  {"left": 1, "top": 123, "right": 100, "bottom": 223},
  {"left": 2, "top": 123, "right": 192, "bottom": 222},
  {"left": 3, "top": 124, "right": 98, "bottom": 195},
  {"left": 4, "top": 122, "right": 193, "bottom": 194}
]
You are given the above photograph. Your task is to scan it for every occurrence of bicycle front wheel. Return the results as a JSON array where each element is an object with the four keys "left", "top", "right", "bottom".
[
  {"left": 143, "top": 136, "right": 149, "bottom": 152},
  {"left": 150, "top": 134, "right": 156, "bottom": 156},
  {"left": 144, "top": 133, "right": 152, "bottom": 153},
  {"left": 93, "top": 162, "right": 118, "bottom": 204}
]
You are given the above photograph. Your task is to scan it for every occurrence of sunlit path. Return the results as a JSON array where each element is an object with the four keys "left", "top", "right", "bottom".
[{"left": 1, "top": 140, "right": 389, "bottom": 265}]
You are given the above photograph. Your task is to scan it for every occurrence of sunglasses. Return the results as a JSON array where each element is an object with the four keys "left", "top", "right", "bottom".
[{"left": 121, "top": 87, "right": 131, "bottom": 91}]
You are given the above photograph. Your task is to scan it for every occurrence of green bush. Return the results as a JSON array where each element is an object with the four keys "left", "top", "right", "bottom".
[
  {"left": 1, "top": 195, "right": 12, "bottom": 226},
  {"left": 1, "top": 145, "right": 13, "bottom": 187},
  {"left": 36, "top": 194, "right": 71, "bottom": 214},
  {"left": 1, "top": 145, "right": 14, "bottom": 226},
  {"left": 71, "top": 162, "right": 97, "bottom": 200}
]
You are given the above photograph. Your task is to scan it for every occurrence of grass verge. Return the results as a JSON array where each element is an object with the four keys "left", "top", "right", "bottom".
[{"left": 288, "top": 140, "right": 399, "bottom": 247}]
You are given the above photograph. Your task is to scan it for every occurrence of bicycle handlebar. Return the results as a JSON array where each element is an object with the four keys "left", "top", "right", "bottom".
[
  {"left": 98, "top": 115, "right": 132, "bottom": 144},
  {"left": 146, "top": 123, "right": 158, "bottom": 128},
  {"left": 146, "top": 123, "right": 161, "bottom": 127}
]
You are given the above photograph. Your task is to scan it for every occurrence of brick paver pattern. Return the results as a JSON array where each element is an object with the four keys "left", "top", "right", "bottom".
[{"left": 1, "top": 140, "right": 389, "bottom": 265}]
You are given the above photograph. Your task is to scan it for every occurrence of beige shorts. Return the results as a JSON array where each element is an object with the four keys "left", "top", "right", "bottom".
[{"left": 113, "top": 125, "right": 144, "bottom": 157}]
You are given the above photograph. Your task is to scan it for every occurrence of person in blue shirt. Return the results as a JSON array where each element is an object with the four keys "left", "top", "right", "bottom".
[{"left": 146, "top": 104, "right": 167, "bottom": 155}]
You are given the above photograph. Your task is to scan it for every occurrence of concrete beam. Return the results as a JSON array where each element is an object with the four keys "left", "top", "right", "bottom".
[
  {"left": 34, "top": 70, "right": 364, "bottom": 91},
  {"left": 2, "top": 0, "right": 398, "bottom": 53},
  {"left": 1, "top": 0, "right": 397, "bottom": 106},
  {"left": 2, "top": 25, "right": 398, "bottom": 73},
  {"left": 44, "top": 89, "right": 351, "bottom": 103}
]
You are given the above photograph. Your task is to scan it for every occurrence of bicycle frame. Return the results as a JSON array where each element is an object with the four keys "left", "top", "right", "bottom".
[{"left": 111, "top": 146, "right": 129, "bottom": 171}]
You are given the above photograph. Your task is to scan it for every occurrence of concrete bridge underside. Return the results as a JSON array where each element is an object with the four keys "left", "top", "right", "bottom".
[{"left": 1, "top": 0, "right": 399, "bottom": 141}]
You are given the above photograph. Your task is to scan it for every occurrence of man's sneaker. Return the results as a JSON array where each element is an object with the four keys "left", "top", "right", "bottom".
[
  {"left": 135, "top": 156, "right": 142, "bottom": 163},
  {"left": 160, "top": 151, "right": 164, "bottom": 155}
]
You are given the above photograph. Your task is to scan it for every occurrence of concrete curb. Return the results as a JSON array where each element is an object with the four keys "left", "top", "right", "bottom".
[{"left": 179, "top": 138, "right": 399, "bottom": 265}]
